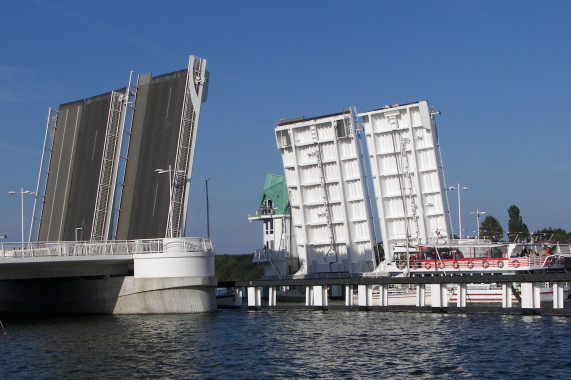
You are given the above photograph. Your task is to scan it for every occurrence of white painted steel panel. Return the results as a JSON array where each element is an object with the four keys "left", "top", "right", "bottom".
[
  {"left": 359, "top": 101, "right": 450, "bottom": 261},
  {"left": 275, "top": 111, "right": 375, "bottom": 274}
]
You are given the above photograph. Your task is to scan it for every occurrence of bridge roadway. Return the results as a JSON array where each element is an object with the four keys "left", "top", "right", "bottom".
[
  {"left": 0, "top": 254, "right": 133, "bottom": 280},
  {"left": 0, "top": 239, "right": 166, "bottom": 280}
]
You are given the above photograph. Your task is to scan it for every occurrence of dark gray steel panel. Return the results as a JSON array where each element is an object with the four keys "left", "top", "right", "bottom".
[
  {"left": 115, "top": 73, "right": 151, "bottom": 240},
  {"left": 61, "top": 93, "right": 112, "bottom": 241},
  {"left": 120, "top": 69, "right": 188, "bottom": 239},
  {"left": 38, "top": 102, "right": 83, "bottom": 241}
]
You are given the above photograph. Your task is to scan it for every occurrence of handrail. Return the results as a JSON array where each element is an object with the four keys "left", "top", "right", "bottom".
[{"left": 0, "top": 237, "right": 212, "bottom": 259}]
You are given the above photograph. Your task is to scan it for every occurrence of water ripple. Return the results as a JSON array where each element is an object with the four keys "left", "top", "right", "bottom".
[{"left": 0, "top": 310, "right": 570, "bottom": 379}]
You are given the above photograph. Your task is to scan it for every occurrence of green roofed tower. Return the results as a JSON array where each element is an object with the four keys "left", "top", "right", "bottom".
[
  {"left": 249, "top": 174, "right": 299, "bottom": 279},
  {"left": 256, "top": 174, "right": 290, "bottom": 217}
]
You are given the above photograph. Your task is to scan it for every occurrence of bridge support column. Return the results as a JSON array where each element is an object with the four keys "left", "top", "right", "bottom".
[
  {"left": 430, "top": 283, "right": 448, "bottom": 311},
  {"left": 358, "top": 284, "right": 372, "bottom": 306},
  {"left": 553, "top": 282, "right": 565, "bottom": 309},
  {"left": 345, "top": 285, "right": 354, "bottom": 306},
  {"left": 456, "top": 284, "right": 467, "bottom": 308},
  {"left": 247, "top": 286, "right": 261, "bottom": 307},
  {"left": 378, "top": 284, "right": 388, "bottom": 306},
  {"left": 305, "top": 285, "right": 312, "bottom": 306},
  {"left": 501, "top": 283, "right": 512, "bottom": 308},
  {"left": 312, "top": 285, "right": 327, "bottom": 307},
  {"left": 416, "top": 284, "right": 425, "bottom": 307},
  {"left": 234, "top": 287, "right": 243, "bottom": 306},
  {"left": 521, "top": 282, "right": 541, "bottom": 311},
  {"left": 268, "top": 286, "right": 277, "bottom": 306},
  {"left": 305, "top": 285, "right": 327, "bottom": 307}
]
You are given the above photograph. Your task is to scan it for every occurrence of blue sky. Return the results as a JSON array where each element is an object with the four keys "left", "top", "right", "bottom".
[{"left": 1, "top": 1, "right": 570, "bottom": 253}]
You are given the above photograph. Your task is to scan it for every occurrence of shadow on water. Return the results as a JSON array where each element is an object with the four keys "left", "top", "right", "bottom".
[{"left": 0, "top": 310, "right": 569, "bottom": 379}]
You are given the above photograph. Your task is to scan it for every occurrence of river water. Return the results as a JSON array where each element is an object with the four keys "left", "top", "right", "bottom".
[{"left": 0, "top": 309, "right": 570, "bottom": 379}]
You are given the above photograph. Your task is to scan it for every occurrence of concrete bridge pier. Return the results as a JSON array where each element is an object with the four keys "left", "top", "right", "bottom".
[
  {"left": 456, "top": 283, "right": 467, "bottom": 308},
  {"left": 357, "top": 284, "right": 372, "bottom": 307},
  {"left": 553, "top": 282, "right": 565, "bottom": 309},
  {"left": 234, "top": 287, "right": 243, "bottom": 306},
  {"left": 501, "top": 283, "right": 513, "bottom": 308},
  {"left": 305, "top": 285, "right": 328, "bottom": 307},
  {"left": 378, "top": 284, "right": 388, "bottom": 306},
  {"left": 431, "top": 283, "right": 448, "bottom": 311},
  {"left": 345, "top": 285, "right": 354, "bottom": 306},
  {"left": 416, "top": 284, "right": 426, "bottom": 307},
  {"left": 521, "top": 282, "right": 541, "bottom": 312},
  {"left": 247, "top": 286, "right": 262, "bottom": 307},
  {"left": 268, "top": 286, "right": 277, "bottom": 306}
]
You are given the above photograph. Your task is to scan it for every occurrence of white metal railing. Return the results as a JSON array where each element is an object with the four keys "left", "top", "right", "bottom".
[
  {"left": 0, "top": 237, "right": 213, "bottom": 259},
  {"left": 252, "top": 248, "right": 287, "bottom": 279}
]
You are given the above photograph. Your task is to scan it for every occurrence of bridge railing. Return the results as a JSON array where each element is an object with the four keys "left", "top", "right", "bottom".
[{"left": 0, "top": 237, "right": 213, "bottom": 259}]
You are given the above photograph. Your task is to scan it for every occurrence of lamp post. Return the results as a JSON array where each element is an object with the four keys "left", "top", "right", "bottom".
[
  {"left": 470, "top": 210, "right": 486, "bottom": 239},
  {"left": 155, "top": 166, "right": 185, "bottom": 238},
  {"left": 8, "top": 188, "right": 36, "bottom": 248},
  {"left": 447, "top": 183, "right": 468, "bottom": 239}
]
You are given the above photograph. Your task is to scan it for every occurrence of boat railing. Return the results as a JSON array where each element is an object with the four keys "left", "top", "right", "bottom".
[{"left": 394, "top": 254, "right": 565, "bottom": 271}]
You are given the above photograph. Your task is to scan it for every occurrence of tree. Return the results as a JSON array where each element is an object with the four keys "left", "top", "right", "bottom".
[
  {"left": 507, "top": 205, "right": 529, "bottom": 242},
  {"left": 533, "top": 227, "right": 571, "bottom": 244},
  {"left": 480, "top": 215, "right": 505, "bottom": 242},
  {"left": 214, "top": 254, "right": 265, "bottom": 281}
]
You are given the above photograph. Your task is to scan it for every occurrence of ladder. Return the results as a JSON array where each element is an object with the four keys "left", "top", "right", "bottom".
[
  {"left": 310, "top": 125, "right": 337, "bottom": 263},
  {"left": 167, "top": 56, "right": 207, "bottom": 238},
  {"left": 90, "top": 90, "right": 127, "bottom": 241},
  {"left": 109, "top": 72, "right": 138, "bottom": 240}
]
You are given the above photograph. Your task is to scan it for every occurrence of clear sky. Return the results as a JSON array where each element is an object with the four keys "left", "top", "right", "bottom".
[{"left": 1, "top": 1, "right": 570, "bottom": 253}]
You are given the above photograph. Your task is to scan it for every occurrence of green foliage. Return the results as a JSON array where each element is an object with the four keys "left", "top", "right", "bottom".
[
  {"left": 507, "top": 205, "right": 529, "bottom": 242},
  {"left": 215, "top": 254, "right": 264, "bottom": 281},
  {"left": 480, "top": 215, "right": 505, "bottom": 242},
  {"left": 533, "top": 227, "right": 571, "bottom": 244}
]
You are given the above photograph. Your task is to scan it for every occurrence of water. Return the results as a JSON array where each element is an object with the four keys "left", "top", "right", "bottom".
[{"left": 0, "top": 309, "right": 570, "bottom": 379}]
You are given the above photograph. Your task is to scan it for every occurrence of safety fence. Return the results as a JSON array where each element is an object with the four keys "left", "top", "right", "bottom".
[{"left": 0, "top": 237, "right": 213, "bottom": 259}]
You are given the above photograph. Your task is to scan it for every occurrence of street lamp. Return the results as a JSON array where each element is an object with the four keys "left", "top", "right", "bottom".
[
  {"left": 8, "top": 188, "right": 36, "bottom": 248},
  {"left": 155, "top": 165, "right": 185, "bottom": 237},
  {"left": 447, "top": 183, "right": 468, "bottom": 239},
  {"left": 470, "top": 210, "right": 486, "bottom": 239}
]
